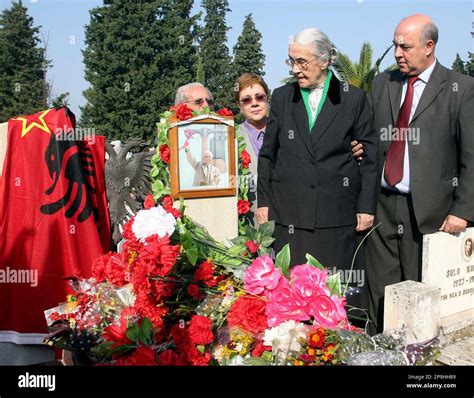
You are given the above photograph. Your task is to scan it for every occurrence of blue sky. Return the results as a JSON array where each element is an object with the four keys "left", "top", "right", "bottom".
[{"left": 1, "top": 0, "right": 472, "bottom": 118}]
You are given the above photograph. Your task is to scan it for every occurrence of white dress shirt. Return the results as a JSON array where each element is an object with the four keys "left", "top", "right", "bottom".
[
  {"left": 381, "top": 60, "right": 437, "bottom": 193},
  {"left": 308, "top": 85, "right": 324, "bottom": 121}
]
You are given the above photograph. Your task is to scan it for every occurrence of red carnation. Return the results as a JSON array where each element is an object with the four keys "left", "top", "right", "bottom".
[
  {"left": 237, "top": 199, "right": 251, "bottom": 215},
  {"left": 217, "top": 108, "right": 233, "bottom": 116},
  {"left": 157, "top": 349, "right": 186, "bottom": 366},
  {"left": 116, "top": 346, "right": 157, "bottom": 366},
  {"left": 171, "top": 103, "right": 193, "bottom": 120},
  {"left": 187, "top": 346, "right": 212, "bottom": 366},
  {"left": 188, "top": 315, "right": 214, "bottom": 345},
  {"left": 227, "top": 295, "right": 267, "bottom": 334},
  {"left": 194, "top": 260, "right": 222, "bottom": 287},
  {"left": 252, "top": 340, "right": 271, "bottom": 357},
  {"left": 187, "top": 283, "right": 204, "bottom": 300},
  {"left": 245, "top": 240, "right": 259, "bottom": 254},
  {"left": 161, "top": 195, "right": 182, "bottom": 219},
  {"left": 144, "top": 194, "right": 155, "bottom": 209},
  {"left": 240, "top": 150, "right": 251, "bottom": 169},
  {"left": 159, "top": 144, "right": 170, "bottom": 163}
]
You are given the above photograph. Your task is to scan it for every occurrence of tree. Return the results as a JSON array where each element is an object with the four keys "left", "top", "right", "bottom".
[
  {"left": 334, "top": 42, "right": 396, "bottom": 92},
  {"left": 0, "top": 0, "right": 50, "bottom": 122},
  {"left": 200, "top": 0, "right": 233, "bottom": 110},
  {"left": 80, "top": 0, "right": 199, "bottom": 141},
  {"left": 451, "top": 52, "right": 473, "bottom": 77},
  {"left": 466, "top": 52, "right": 474, "bottom": 77},
  {"left": 232, "top": 13, "right": 265, "bottom": 79},
  {"left": 451, "top": 53, "right": 466, "bottom": 74},
  {"left": 196, "top": 52, "right": 205, "bottom": 84}
]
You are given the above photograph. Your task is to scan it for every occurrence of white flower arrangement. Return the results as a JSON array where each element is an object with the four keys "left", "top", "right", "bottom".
[
  {"left": 132, "top": 206, "right": 176, "bottom": 241},
  {"left": 263, "top": 320, "right": 309, "bottom": 365}
]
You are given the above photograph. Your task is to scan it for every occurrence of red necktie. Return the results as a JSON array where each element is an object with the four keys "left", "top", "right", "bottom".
[{"left": 384, "top": 76, "right": 419, "bottom": 187}]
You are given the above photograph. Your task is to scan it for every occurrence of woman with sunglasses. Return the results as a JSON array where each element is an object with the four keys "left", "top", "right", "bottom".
[
  {"left": 257, "top": 28, "right": 379, "bottom": 313},
  {"left": 235, "top": 73, "right": 270, "bottom": 228}
]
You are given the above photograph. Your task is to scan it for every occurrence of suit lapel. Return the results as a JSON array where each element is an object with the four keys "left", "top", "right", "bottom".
[
  {"left": 311, "top": 74, "right": 341, "bottom": 146},
  {"left": 291, "top": 86, "right": 314, "bottom": 156},
  {"left": 411, "top": 62, "right": 447, "bottom": 124},
  {"left": 387, "top": 71, "right": 403, "bottom": 124}
]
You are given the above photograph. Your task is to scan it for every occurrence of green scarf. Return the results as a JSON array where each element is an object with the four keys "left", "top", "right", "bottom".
[{"left": 300, "top": 69, "right": 332, "bottom": 131}]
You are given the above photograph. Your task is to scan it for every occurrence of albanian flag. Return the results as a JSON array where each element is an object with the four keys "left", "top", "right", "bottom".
[{"left": 0, "top": 108, "right": 110, "bottom": 343}]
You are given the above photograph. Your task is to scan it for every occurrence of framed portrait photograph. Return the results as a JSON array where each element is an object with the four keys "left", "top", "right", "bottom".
[{"left": 168, "top": 116, "right": 236, "bottom": 199}]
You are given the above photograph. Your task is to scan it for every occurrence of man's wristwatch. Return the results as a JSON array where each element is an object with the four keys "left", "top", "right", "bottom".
[{"left": 185, "top": 148, "right": 190, "bottom": 153}]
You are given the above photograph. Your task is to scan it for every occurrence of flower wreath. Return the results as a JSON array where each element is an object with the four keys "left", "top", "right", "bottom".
[{"left": 151, "top": 103, "right": 253, "bottom": 235}]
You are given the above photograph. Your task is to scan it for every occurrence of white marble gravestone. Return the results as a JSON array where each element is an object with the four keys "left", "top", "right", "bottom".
[{"left": 422, "top": 228, "right": 474, "bottom": 321}]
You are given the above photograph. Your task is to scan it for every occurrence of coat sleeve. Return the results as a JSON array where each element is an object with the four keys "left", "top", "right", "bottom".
[
  {"left": 257, "top": 88, "right": 281, "bottom": 208},
  {"left": 450, "top": 77, "right": 474, "bottom": 222},
  {"left": 353, "top": 91, "right": 379, "bottom": 214}
]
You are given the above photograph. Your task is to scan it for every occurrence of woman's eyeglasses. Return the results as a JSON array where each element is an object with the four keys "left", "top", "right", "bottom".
[
  {"left": 238, "top": 93, "right": 268, "bottom": 107},
  {"left": 186, "top": 98, "right": 214, "bottom": 107},
  {"left": 285, "top": 57, "right": 318, "bottom": 71}
]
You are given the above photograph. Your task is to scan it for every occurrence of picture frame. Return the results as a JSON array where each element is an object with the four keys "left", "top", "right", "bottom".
[{"left": 168, "top": 115, "right": 236, "bottom": 199}]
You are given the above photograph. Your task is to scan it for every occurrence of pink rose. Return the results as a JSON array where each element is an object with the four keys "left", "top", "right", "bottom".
[
  {"left": 290, "top": 264, "right": 329, "bottom": 290},
  {"left": 266, "top": 277, "right": 309, "bottom": 327},
  {"left": 308, "top": 294, "right": 348, "bottom": 329},
  {"left": 244, "top": 255, "right": 282, "bottom": 296},
  {"left": 291, "top": 278, "right": 329, "bottom": 308}
]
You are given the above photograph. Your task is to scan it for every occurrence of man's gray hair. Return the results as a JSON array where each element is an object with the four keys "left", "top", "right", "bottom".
[
  {"left": 202, "top": 150, "right": 213, "bottom": 158},
  {"left": 175, "top": 82, "right": 213, "bottom": 105},
  {"left": 289, "top": 28, "right": 339, "bottom": 65},
  {"left": 420, "top": 22, "right": 438, "bottom": 44}
]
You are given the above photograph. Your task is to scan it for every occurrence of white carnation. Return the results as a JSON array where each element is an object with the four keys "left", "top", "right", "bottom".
[
  {"left": 132, "top": 206, "right": 176, "bottom": 241},
  {"left": 263, "top": 321, "right": 309, "bottom": 365}
]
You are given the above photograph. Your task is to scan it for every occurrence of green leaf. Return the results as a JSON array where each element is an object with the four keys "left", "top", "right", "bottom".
[
  {"left": 262, "top": 350, "right": 273, "bottom": 361},
  {"left": 275, "top": 244, "right": 290, "bottom": 278},
  {"left": 327, "top": 272, "right": 342, "bottom": 296},
  {"left": 125, "top": 323, "right": 140, "bottom": 343},
  {"left": 150, "top": 166, "right": 159, "bottom": 178},
  {"left": 258, "top": 220, "right": 275, "bottom": 237},
  {"left": 196, "top": 345, "right": 205, "bottom": 354},
  {"left": 141, "top": 317, "right": 153, "bottom": 340},
  {"left": 306, "top": 254, "right": 325, "bottom": 270},
  {"left": 243, "top": 357, "right": 271, "bottom": 366},
  {"left": 186, "top": 247, "right": 199, "bottom": 265},
  {"left": 244, "top": 225, "right": 255, "bottom": 239},
  {"left": 260, "top": 236, "right": 275, "bottom": 248}
]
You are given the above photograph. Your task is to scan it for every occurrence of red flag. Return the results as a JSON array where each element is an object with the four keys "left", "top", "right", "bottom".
[{"left": 0, "top": 108, "right": 110, "bottom": 343}]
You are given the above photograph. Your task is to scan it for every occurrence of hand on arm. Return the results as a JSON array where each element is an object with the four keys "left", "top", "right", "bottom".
[
  {"left": 351, "top": 140, "right": 364, "bottom": 161},
  {"left": 356, "top": 213, "right": 374, "bottom": 232},
  {"left": 439, "top": 215, "right": 468, "bottom": 234}
]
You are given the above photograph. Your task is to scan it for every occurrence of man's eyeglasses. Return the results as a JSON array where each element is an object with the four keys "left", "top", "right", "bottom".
[
  {"left": 186, "top": 98, "right": 214, "bottom": 107},
  {"left": 285, "top": 57, "right": 318, "bottom": 71},
  {"left": 238, "top": 93, "right": 268, "bottom": 107}
]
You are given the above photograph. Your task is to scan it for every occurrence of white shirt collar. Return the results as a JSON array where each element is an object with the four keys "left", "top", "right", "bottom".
[{"left": 412, "top": 58, "right": 437, "bottom": 84}]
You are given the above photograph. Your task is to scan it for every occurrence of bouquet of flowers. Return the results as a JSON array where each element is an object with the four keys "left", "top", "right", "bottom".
[{"left": 45, "top": 194, "right": 440, "bottom": 366}]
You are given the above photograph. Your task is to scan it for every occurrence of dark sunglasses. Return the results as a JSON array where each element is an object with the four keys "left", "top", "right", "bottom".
[
  {"left": 238, "top": 93, "right": 268, "bottom": 107},
  {"left": 186, "top": 98, "right": 214, "bottom": 107}
]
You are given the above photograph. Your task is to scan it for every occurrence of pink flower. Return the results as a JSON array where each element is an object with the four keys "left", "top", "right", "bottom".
[
  {"left": 244, "top": 255, "right": 282, "bottom": 296},
  {"left": 290, "top": 264, "right": 329, "bottom": 290},
  {"left": 291, "top": 278, "right": 330, "bottom": 307},
  {"left": 266, "top": 277, "right": 309, "bottom": 327},
  {"left": 308, "top": 294, "right": 348, "bottom": 329}
]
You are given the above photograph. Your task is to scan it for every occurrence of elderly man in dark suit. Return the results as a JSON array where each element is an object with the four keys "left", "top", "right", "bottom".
[
  {"left": 357, "top": 14, "right": 474, "bottom": 334},
  {"left": 257, "top": 27, "right": 379, "bottom": 308}
]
